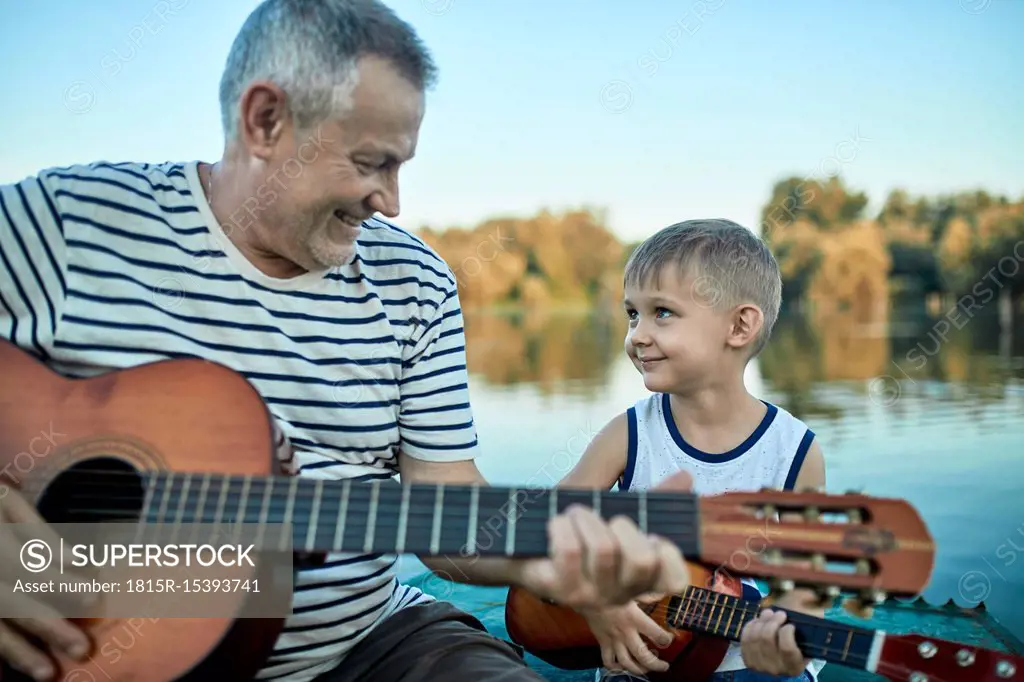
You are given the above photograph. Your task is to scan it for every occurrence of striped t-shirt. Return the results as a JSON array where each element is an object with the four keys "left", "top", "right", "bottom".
[{"left": 0, "top": 160, "right": 481, "bottom": 680}]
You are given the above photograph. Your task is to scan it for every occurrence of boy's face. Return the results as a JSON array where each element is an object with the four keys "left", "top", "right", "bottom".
[{"left": 622, "top": 268, "right": 734, "bottom": 393}]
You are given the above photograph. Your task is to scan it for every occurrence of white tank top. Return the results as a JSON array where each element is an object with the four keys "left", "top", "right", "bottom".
[{"left": 613, "top": 392, "right": 823, "bottom": 679}]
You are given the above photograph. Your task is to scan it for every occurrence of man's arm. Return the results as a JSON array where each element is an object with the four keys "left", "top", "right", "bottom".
[
  {"left": 398, "top": 454, "right": 525, "bottom": 586},
  {"left": 0, "top": 171, "right": 69, "bottom": 354}
]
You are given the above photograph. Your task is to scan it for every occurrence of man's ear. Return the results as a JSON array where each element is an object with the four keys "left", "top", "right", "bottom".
[{"left": 726, "top": 303, "right": 764, "bottom": 351}]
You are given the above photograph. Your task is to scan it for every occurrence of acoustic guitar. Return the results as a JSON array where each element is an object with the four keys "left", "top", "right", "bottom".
[
  {"left": 0, "top": 339, "right": 935, "bottom": 681},
  {"left": 505, "top": 565, "right": 1022, "bottom": 681}
]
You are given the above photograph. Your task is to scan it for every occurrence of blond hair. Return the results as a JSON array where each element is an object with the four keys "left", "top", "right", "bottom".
[{"left": 623, "top": 219, "right": 782, "bottom": 357}]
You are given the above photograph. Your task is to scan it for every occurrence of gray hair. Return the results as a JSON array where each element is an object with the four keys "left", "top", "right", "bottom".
[
  {"left": 218, "top": 0, "right": 438, "bottom": 141},
  {"left": 624, "top": 219, "right": 782, "bottom": 357}
]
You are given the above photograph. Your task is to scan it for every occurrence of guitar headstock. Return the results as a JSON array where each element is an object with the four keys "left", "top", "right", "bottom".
[
  {"left": 697, "top": 489, "right": 935, "bottom": 606},
  {"left": 878, "top": 632, "right": 1021, "bottom": 682}
]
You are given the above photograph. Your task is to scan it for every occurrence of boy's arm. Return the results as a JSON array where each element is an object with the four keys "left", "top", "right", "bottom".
[
  {"left": 791, "top": 438, "right": 825, "bottom": 494},
  {"left": 557, "top": 413, "right": 630, "bottom": 490}
]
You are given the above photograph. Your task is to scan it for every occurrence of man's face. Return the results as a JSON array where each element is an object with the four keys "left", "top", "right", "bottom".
[{"left": 248, "top": 56, "right": 425, "bottom": 271}]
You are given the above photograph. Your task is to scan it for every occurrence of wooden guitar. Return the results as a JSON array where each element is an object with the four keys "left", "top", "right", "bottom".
[
  {"left": 0, "top": 339, "right": 936, "bottom": 681},
  {"left": 505, "top": 566, "right": 1022, "bottom": 681}
]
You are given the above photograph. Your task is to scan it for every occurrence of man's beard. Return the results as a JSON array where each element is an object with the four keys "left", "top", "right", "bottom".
[
  {"left": 308, "top": 230, "right": 358, "bottom": 268},
  {"left": 300, "top": 209, "right": 360, "bottom": 270}
]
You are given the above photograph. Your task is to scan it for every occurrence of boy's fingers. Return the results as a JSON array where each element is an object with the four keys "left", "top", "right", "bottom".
[
  {"left": 629, "top": 631, "right": 669, "bottom": 672},
  {"left": 779, "top": 624, "right": 805, "bottom": 671}
]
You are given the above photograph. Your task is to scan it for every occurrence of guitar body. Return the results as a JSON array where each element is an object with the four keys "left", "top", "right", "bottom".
[
  {"left": 505, "top": 563, "right": 740, "bottom": 681},
  {"left": 0, "top": 343, "right": 292, "bottom": 681}
]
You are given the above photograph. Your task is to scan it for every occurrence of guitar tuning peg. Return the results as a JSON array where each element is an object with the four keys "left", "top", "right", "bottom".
[
  {"left": 770, "top": 578, "right": 795, "bottom": 594},
  {"left": 848, "top": 508, "right": 863, "bottom": 524},
  {"left": 842, "top": 595, "right": 875, "bottom": 619},
  {"left": 810, "top": 553, "right": 826, "bottom": 571},
  {"left": 813, "top": 585, "right": 840, "bottom": 607},
  {"left": 803, "top": 505, "right": 820, "bottom": 522}
]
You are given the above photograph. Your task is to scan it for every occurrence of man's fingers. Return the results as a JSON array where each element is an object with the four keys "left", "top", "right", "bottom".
[
  {"left": 565, "top": 506, "right": 620, "bottom": 600},
  {"left": 634, "top": 591, "right": 664, "bottom": 605},
  {"left": 1, "top": 491, "right": 61, "bottom": 547},
  {"left": 0, "top": 619, "right": 57, "bottom": 681},
  {"left": 608, "top": 516, "right": 658, "bottom": 599},
  {"left": 0, "top": 585, "right": 90, "bottom": 658},
  {"left": 650, "top": 536, "right": 689, "bottom": 597},
  {"left": 546, "top": 513, "right": 580, "bottom": 597}
]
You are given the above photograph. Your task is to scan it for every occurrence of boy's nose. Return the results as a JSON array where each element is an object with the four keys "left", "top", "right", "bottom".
[{"left": 629, "top": 324, "right": 652, "bottom": 346}]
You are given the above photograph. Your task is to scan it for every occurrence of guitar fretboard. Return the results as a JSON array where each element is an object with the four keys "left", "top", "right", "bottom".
[
  {"left": 66, "top": 471, "right": 703, "bottom": 559},
  {"left": 665, "top": 587, "right": 878, "bottom": 669}
]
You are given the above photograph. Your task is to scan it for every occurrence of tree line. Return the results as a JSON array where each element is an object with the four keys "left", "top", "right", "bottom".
[{"left": 416, "top": 177, "right": 1024, "bottom": 316}]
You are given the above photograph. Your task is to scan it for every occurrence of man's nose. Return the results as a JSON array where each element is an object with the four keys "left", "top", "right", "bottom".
[{"left": 368, "top": 176, "right": 400, "bottom": 218}]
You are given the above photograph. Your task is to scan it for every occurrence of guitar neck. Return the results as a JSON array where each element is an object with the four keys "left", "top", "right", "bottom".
[
  {"left": 75, "top": 471, "right": 702, "bottom": 559},
  {"left": 664, "top": 587, "right": 882, "bottom": 672}
]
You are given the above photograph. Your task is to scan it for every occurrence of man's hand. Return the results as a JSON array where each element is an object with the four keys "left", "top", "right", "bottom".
[
  {"left": 577, "top": 598, "right": 674, "bottom": 676},
  {"left": 0, "top": 487, "right": 93, "bottom": 681},
  {"left": 403, "top": 457, "right": 693, "bottom": 611},
  {"left": 510, "top": 505, "right": 688, "bottom": 610},
  {"left": 508, "top": 470, "right": 693, "bottom": 610}
]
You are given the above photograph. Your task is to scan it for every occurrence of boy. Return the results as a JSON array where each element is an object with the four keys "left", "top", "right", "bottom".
[{"left": 558, "top": 219, "right": 827, "bottom": 681}]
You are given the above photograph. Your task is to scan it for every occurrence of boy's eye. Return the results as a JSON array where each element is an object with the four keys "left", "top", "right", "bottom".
[
  {"left": 656, "top": 307, "right": 672, "bottom": 318},
  {"left": 625, "top": 309, "right": 638, "bottom": 321}
]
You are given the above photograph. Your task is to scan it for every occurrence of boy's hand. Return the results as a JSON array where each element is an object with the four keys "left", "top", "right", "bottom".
[
  {"left": 578, "top": 597, "right": 674, "bottom": 676},
  {"left": 739, "top": 608, "right": 807, "bottom": 676}
]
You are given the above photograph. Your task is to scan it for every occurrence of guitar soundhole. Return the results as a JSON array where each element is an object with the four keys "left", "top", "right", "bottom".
[{"left": 36, "top": 457, "right": 144, "bottom": 524}]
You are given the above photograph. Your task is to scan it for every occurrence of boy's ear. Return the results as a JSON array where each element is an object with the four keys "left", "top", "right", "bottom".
[{"left": 726, "top": 303, "right": 764, "bottom": 350}]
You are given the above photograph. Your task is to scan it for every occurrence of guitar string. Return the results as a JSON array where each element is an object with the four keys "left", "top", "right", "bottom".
[
  {"left": 22, "top": 469, "right": 811, "bottom": 525},
  {"left": 635, "top": 596, "right": 879, "bottom": 667},
  {"left": 23, "top": 467, "right": 836, "bottom": 511},
  {"left": 19, "top": 468, "right": 705, "bottom": 503}
]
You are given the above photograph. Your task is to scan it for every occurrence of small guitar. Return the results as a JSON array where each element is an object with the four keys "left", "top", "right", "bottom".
[
  {"left": 0, "top": 338, "right": 936, "bottom": 680},
  {"left": 505, "top": 564, "right": 1022, "bottom": 681}
]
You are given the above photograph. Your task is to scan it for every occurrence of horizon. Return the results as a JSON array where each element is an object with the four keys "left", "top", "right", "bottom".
[{"left": 2, "top": 0, "right": 1022, "bottom": 241}]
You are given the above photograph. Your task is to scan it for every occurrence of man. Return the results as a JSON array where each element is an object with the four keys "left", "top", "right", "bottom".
[{"left": 0, "top": 1, "right": 692, "bottom": 680}]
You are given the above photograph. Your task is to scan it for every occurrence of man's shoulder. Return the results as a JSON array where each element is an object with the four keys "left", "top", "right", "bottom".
[
  {"left": 36, "top": 160, "right": 190, "bottom": 194},
  {"left": 32, "top": 160, "right": 196, "bottom": 219},
  {"left": 356, "top": 216, "right": 458, "bottom": 293}
]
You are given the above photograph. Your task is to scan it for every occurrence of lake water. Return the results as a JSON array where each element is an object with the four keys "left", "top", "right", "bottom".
[{"left": 414, "top": 301, "right": 1024, "bottom": 643}]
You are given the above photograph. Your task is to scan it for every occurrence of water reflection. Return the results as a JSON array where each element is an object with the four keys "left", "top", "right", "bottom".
[
  {"left": 462, "top": 308, "right": 628, "bottom": 395},
  {"left": 462, "top": 303, "right": 1024, "bottom": 413}
]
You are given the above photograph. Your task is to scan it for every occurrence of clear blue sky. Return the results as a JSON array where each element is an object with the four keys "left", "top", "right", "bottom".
[{"left": 2, "top": 0, "right": 1022, "bottom": 241}]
